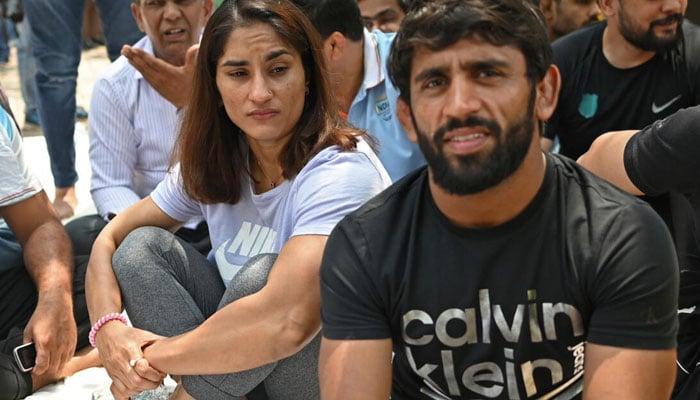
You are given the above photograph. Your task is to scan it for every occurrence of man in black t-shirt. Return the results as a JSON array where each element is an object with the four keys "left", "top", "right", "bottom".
[
  {"left": 319, "top": 1, "right": 679, "bottom": 399},
  {"left": 579, "top": 106, "right": 700, "bottom": 399},
  {"left": 543, "top": 0, "right": 700, "bottom": 160}
]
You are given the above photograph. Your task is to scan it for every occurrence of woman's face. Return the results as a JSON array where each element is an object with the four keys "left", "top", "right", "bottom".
[{"left": 216, "top": 22, "right": 307, "bottom": 148}]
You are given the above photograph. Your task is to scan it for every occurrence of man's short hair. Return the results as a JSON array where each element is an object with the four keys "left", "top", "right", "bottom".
[
  {"left": 290, "top": 0, "right": 364, "bottom": 41},
  {"left": 388, "top": 0, "right": 551, "bottom": 102}
]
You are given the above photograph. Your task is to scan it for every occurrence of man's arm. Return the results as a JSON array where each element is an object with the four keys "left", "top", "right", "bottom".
[
  {"left": 319, "top": 338, "right": 393, "bottom": 399},
  {"left": 0, "top": 191, "right": 77, "bottom": 376},
  {"left": 576, "top": 130, "right": 643, "bottom": 195},
  {"left": 121, "top": 44, "right": 198, "bottom": 109},
  {"left": 583, "top": 343, "right": 676, "bottom": 399}
]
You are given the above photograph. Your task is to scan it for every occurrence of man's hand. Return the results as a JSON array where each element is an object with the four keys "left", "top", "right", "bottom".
[
  {"left": 24, "top": 291, "right": 77, "bottom": 376},
  {"left": 121, "top": 44, "right": 198, "bottom": 109}
]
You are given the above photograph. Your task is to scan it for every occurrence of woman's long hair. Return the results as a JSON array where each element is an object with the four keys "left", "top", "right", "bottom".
[{"left": 176, "top": 0, "right": 361, "bottom": 204}]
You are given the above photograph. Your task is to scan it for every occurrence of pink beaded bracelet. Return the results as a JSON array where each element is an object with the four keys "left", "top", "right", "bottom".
[{"left": 89, "top": 312, "right": 127, "bottom": 347}]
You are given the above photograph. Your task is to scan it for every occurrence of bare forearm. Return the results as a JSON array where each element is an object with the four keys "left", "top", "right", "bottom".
[
  {"left": 146, "top": 293, "right": 320, "bottom": 375},
  {"left": 85, "top": 234, "right": 125, "bottom": 323},
  {"left": 23, "top": 220, "right": 73, "bottom": 296}
]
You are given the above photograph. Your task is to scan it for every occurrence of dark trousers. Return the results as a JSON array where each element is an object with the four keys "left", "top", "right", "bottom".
[
  {"left": 65, "top": 214, "right": 211, "bottom": 259},
  {"left": 0, "top": 255, "right": 90, "bottom": 356}
]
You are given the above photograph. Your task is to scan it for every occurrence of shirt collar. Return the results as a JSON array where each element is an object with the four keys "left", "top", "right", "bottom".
[{"left": 361, "top": 29, "right": 385, "bottom": 91}]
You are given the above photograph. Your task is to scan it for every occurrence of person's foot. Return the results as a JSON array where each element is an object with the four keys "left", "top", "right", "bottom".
[
  {"left": 53, "top": 186, "right": 78, "bottom": 220},
  {"left": 76, "top": 106, "right": 89, "bottom": 120},
  {"left": 0, "top": 352, "right": 32, "bottom": 400},
  {"left": 24, "top": 111, "right": 41, "bottom": 127}
]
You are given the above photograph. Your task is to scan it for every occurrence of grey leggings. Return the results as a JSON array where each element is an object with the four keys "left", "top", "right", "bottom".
[{"left": 112, "top": 227, "right": 320, "bottom": 400}]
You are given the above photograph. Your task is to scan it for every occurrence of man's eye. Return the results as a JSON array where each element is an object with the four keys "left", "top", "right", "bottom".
[
  {"left": 424, "top": 78, "right": 445, "bottom": 89},
  {"left": 271, "top": 66, "right": 288, "bottom": 74}
]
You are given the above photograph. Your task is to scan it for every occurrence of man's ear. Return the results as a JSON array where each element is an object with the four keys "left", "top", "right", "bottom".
[
  {"left": 323, "top": 32, "right": 348, "bottom": 63},
  {"left": 598, "top": 0, "right": 615, "bottom": 18},
  {"left": 204, "top": 0, "right": 215, "bottom": 18},
  {"left": 539, "top": 0, "right": 555, "bottom": 24},
  {"left": 131, "top": 2, "right": 146, "bottom": 33},
  {"left": 535, "top": 64, "right": 561, "bottom": 122},
  {"left": 397, "top": 97, "right": 418, "bottom": 143}
]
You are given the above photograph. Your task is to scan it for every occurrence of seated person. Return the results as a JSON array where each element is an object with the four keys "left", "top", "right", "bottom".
[
  {"left": 84, "top": 0, "right": 391, "bottom": 399},
  {"left": 318, "top": 0, "right": 678, "bottom": 398},
  {"left": 66, "top": 0, "right": 214, "bottom": 257},
  {"left": 578, "top": 106, "right": 700, "bottom": 399},
  {"left": 0, "top": 86, "right": 99, "bottom": 400},
  {"left": 293, "top": 0, "right": 425, "bottom": 182}
]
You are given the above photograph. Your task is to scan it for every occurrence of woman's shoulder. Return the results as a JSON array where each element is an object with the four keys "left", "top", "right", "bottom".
[{"left": 297, "top": 137, "right": 391, "bottom": 184}]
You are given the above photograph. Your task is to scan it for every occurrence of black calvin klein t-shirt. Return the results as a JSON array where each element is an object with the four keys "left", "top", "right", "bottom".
[
  {"left": 547, "top": 20, "right": 700, "bottom": 160},
  {"left": 320, "top": 154, "right": 678, "bottom": 399}
]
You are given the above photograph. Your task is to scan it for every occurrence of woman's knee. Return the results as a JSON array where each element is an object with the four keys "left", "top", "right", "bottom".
[{"left": 112, "top": 226, "right": 173, "bottom": 281}]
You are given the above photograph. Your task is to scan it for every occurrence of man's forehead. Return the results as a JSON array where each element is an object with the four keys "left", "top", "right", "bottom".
[{"left": 410, "top": 39, "right": 525, "bottom": 71}]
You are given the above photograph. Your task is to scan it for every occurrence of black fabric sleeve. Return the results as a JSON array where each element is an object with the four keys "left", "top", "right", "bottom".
[
  {"left": 320, "top": 218, "right": 392, "bottom": 340},
  {"left": 586, "top": 202, "right": 679, "bottom": 349},
  {"left": 624, "top": 106, "right": 700, "bottom": 195}
]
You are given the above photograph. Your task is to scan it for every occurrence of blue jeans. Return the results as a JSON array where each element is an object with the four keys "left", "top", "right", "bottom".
[
  {"left": 14, "top": 21, "right": 38, "bottom": 116},
  {"left": 23, "top": 0, "right": 142, "bottom": 188}
]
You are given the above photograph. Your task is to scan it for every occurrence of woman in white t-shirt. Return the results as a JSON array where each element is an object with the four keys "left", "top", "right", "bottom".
[{"left": 84, "top": 0, "right": 391, "bottom": 398}]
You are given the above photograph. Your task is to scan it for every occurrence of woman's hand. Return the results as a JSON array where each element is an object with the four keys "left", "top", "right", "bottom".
[{"left": 95, "top": 321, "right": 167, "bottom": 399}]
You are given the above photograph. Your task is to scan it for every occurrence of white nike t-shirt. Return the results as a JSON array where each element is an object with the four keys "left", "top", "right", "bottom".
[{"left": 151, "top": 138, "right": 390, "bottom": 286}]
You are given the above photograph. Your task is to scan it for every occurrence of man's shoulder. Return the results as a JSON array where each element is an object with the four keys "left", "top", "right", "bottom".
[
  {"left": 340, "top": 167, "right": 426, "bottom": 228},
  {"left": 552, "top": 22, "right": 604, "bottom": 61}
]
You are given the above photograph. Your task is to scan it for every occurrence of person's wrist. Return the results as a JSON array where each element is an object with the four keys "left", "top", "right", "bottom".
[{"left": 89, "top": 312, "right": 127, "bottom": 347}]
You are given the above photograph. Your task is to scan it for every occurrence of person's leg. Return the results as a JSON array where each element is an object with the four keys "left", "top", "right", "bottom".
[
  {"left": 93, "top": 0, "right": 142, "bottom": 62},
  {"left": 181, "top": 254, "right": 320, "bottom": 400},
  {"left": 64, "top": 214, "right": 107, "bottom": 257},
  {"left": 23, "top": 0, "right": 82, "bottom": 218},
  {"left": 112, "top": 226, "right": 225, "bottom": 337},
  {"left": 14, "top": 20, "right": 39, "bottom": 122}
]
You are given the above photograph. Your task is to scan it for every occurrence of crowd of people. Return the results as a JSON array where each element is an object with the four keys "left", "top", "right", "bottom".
[{"left": 1, "top": 0, "right": 699, "bottom": 399}]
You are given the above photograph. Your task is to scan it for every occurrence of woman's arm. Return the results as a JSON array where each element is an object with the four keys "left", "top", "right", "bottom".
[
  {"left": 144, "top": 234, "right": 326, "bottom": 374},
  {"left": 85, "top": 196, "right": 180, "bottom": 398}
]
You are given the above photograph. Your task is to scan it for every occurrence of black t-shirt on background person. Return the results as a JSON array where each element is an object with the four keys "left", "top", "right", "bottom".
[
  {"left": 320, "top": 153, "right": 678, "bottom": 399},
  {"left": 547, "top": 20, "right": 700, "bottom": 161}
]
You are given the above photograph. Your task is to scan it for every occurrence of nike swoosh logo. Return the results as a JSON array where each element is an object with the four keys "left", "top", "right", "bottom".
[{"left": 652, "top": 95, "right": 682, "bottom": 114}]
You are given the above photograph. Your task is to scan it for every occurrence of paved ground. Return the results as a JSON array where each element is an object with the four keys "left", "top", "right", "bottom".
[{"left": 0, "top": 44, "right": 110, "bottom": 217}]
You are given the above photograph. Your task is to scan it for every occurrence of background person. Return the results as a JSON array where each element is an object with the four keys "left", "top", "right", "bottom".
[
  {"left": 357, "top": 0, "right": 410, "bottom": 33},
  {"left": 539, "top": 0, "right": 602, "bottom": 42},
  {"left": 23, "top": 0, "right": 143, "bottom": 219},
  {"left": 85, "top": 0, "right": 390, "bottom": 398},
  {"left": 65, "top": 0, "right": 214, "bottom": 264},
  {"left": 319, "top": 0, "right": 679, "bottom": 398},
  {"left": 578, "top": 106, "right": 700, "bottom": 399},
  {"left": 0, "top": 85, "right": 99, "bottom": 400},
  {"left": 292, "top": 0, "right": 425, "bottom": 182}
]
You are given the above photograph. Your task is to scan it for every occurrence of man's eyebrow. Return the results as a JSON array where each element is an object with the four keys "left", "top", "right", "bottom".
[
  {"left": 413, "top": 67, "right": 445, "bottom": 84},
  {"left": 220, "top": 49, "right": 292, "bottom": 67},
  {"left": 372, "top": 8, "right": 399, "bottom": 20}
]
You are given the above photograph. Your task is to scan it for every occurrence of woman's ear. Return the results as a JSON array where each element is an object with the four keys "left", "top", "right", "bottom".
[{"left": 535, "top": 64, "right": 561, "bottom": 122}]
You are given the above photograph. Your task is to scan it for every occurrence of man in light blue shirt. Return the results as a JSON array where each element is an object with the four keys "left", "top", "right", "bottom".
[
  {"left": 292, "top": 0, "right": 425, "bottom": 182},
  {"left": 66, "top": 0, "right": 213, "bottom": 256}
]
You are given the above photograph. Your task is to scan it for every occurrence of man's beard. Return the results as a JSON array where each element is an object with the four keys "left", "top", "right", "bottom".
[
  {"left": 412, "top": 94, "right": 535, "bottom": 196},
  {"left": 619, "top": 11, "right": 683, "bottom": 52}
]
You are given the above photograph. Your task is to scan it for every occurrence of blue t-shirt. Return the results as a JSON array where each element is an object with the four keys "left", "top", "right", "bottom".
[{"left": 348, "top": 29, "right": 425, "bottom": 182}]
